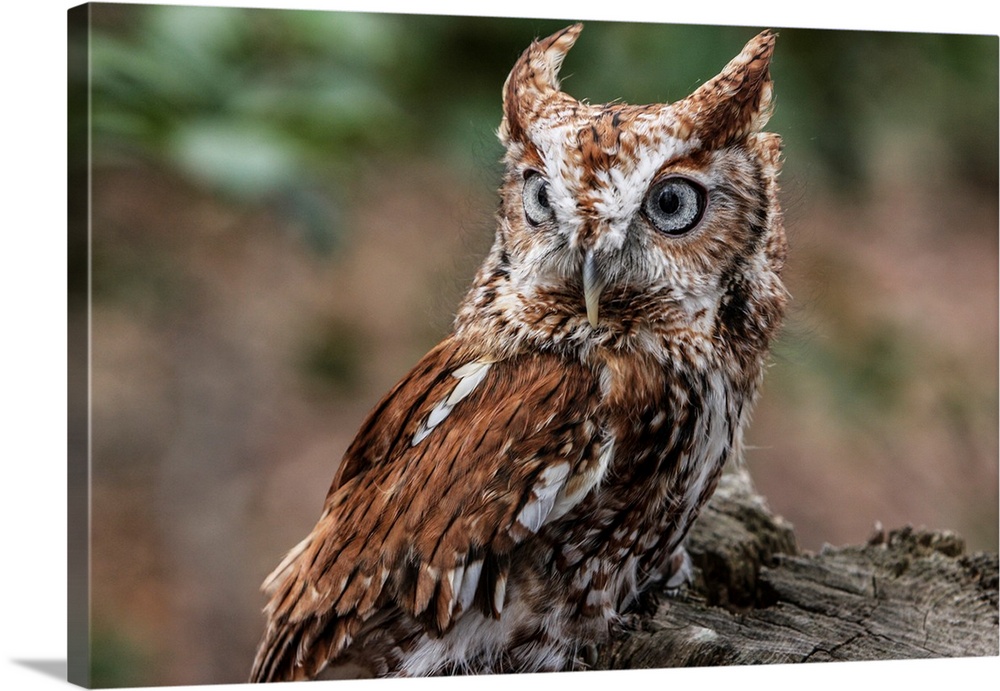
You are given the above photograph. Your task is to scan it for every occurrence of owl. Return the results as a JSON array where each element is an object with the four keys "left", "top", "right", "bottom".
[{"left": 251, "top": 24, "right": 786, "bottom": 681}]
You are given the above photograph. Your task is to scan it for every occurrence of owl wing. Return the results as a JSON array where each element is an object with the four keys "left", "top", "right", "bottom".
[{"left": 251, "top": 336, "right": 606, "bottom": 681}]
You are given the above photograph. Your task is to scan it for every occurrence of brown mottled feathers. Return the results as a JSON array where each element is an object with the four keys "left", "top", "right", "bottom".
[
  {"left": 500, "top": 23, "right": 582, "bottom": 144},
  {"left": 673, "top": 30, "right": 776, "bottom": 148},
  {"left": 252, "top": 23, "right": 788, "bottom": 681},
  {"left": 250, "top": 338, "right": 602, "bottom": 681}
]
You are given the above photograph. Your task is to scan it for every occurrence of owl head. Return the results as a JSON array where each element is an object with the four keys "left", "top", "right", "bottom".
[{"left": 470, "top": 24, "right": 787, "bottom": 364}]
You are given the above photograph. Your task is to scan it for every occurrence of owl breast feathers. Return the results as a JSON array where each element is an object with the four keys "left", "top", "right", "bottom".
[{"left": 251, "top": 24, "right": 787, "bottom": 681}]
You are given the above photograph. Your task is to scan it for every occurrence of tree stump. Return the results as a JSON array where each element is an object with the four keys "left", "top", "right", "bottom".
[{"left": 598, "top": 470, "right": 999, "bottom": 669}]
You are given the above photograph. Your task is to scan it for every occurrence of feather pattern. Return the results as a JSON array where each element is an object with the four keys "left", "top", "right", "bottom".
[
  {"left": 251, "top": 24, "right": 787, "bottom": 681},
  {"left": 251, "top": 338, "right": 606, "bottom": 680}
]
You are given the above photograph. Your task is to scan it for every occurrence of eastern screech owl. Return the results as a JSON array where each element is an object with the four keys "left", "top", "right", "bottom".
[{"left": 251, "top": 24, "right": 787, "bottom": 681}]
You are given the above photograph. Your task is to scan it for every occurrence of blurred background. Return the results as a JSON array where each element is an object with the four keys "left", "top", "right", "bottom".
[{"left": 72, "top": 4, "right": 997, "bottom": 687}]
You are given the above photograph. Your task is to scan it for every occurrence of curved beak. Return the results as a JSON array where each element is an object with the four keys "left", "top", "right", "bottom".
[{"left": 583, "top": 250, "right": 606, "bottom": 328}]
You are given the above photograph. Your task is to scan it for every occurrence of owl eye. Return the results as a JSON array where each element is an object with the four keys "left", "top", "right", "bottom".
[
  {"left": 643, "top": 176, "right": 707, "bottom": 236},
  {"left": 522, "top": 172, "right": 555, "bottom": 226}
]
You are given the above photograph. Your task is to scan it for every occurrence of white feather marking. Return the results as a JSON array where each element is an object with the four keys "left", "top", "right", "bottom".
[
  {"left": 411, "top": 361, "right": 493, "bottom": 446},
  {"left": 447, "top": 363, "right": 490, "bottom": 404},
  {"left": 444, "top": 588, "right": 456, "bottom": 621},
  {"left": 493, "top": 572, "right": 507, "bottom": 615},
  {"left": 449, "top": 564, "right": 464, "bottom": 598},
  {"left": 452, "top": 360, "right": 490, "bottom": 379},
  {"left": 549, "top": 435, "right": 615, "bottom": 520},
  {"left": 458, "top": 559, "right": 482, "bottom": 613},
  {"left": 649, "top": 410, "right": 667, "bottom": 430},
  {"left": 515, "top": 462, "right": 570, "bottom": 533},
  {"left": 261, "top": 533, "right": 312, "bottom": 592},
  {"left": 411, "top": 421, "right": 434, "bottom": 446},
  {"left": 425, "top": 400, "right": 451, "bottom": 428}
]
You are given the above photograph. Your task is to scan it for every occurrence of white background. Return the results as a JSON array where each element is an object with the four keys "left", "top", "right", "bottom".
[{"left": 1, "top": 1, "right": 997, "bottom": 690}]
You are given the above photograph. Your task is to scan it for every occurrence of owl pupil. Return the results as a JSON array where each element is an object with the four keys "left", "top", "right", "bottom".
[
  {"left": 537, "top": 186, "right": 549, "bottom": 208},
  {"left": 658, "top": 189, "right": 680, "bottom": 215},
  {"left": 642, "top": 176, "right": 706, "bottom": 236}
]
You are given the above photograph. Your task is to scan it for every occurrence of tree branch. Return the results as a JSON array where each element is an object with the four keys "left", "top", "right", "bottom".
[{"left": 598, "top": 470, "right": 999, "bottom": 669}]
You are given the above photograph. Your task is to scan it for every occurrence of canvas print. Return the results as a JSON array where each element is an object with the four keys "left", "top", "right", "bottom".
[{"left": 68, "top": 3, "right": 998, "bottom": 687}]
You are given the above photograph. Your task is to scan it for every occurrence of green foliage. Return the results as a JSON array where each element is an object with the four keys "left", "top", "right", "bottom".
[
  {"left": 90, "top": 623, "right": 155, "bottom": 688},
  {"left": 88, "top": 5, "right": 415, "bottom": 252},
  {"left": 771, "top": 29, "right": 998, "bottom": 194},
  {"left": 90, "top": 5, "right": 410, "bottom": 166}
]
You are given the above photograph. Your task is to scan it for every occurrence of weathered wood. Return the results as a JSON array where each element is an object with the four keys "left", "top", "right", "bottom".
[{"left": 598, "top": 470, "right": 999, "bottom": 670}]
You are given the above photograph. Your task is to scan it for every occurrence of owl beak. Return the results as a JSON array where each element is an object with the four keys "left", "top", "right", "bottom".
[{"left": 583, "top": 250, "right": 606, "bottom": 328}]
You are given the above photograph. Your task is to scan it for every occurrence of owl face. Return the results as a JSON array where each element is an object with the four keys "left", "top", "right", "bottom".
[{"left": 491, "top": 25, "right": 785, "bottom": 352}]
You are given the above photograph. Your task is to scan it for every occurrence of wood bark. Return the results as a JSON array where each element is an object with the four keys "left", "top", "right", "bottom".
[{"left": 598, "top": 470, "right": 999, "bottom": 669}]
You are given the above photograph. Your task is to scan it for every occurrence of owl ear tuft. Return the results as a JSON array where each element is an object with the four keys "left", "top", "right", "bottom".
[
  {"left": 677, "top": 30, "right": 777, "bottom": 149},
  {"left": 500, "top": 24, "right": 583, "bottom": 145}
]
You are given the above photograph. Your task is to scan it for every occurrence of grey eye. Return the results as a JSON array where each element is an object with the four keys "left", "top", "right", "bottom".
[
  {"left": 643, "top": 176, "right": 706, "bottom": 236},
  {"left": 522, "top": 172, "right": 555, "bottom": 226}
]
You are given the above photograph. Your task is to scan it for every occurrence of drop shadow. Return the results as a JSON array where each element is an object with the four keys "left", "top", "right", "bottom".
[{"left": 11, "top": 659, "right": 68, "bottom": 682}]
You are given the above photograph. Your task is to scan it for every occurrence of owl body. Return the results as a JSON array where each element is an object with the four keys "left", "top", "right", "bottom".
[{"left": 252, "top": 25, "right": 786, "bottom": 681}]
